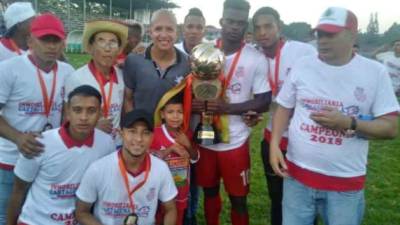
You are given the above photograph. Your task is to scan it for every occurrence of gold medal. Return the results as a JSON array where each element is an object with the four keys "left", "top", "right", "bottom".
[{"left": 124, "top": 213, "right": 138, "bottom": 225}]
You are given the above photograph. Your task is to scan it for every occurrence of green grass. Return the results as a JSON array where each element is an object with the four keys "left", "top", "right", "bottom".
[{"left": 67, "top": 53, "right": 400, "bottom": 225}]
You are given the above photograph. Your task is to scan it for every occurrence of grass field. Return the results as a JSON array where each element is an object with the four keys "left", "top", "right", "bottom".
[{"left": 67, "top": 53, "right": 400, "bottom": 225}]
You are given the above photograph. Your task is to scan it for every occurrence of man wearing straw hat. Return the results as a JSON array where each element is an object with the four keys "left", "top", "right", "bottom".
[{"left": 65, "top": 19, "right": 128, "bottom": 147}]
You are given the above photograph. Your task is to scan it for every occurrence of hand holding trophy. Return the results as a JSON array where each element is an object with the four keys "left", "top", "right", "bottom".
[{"left": 153, "top": 43, "right": 229, "bottom": 146}]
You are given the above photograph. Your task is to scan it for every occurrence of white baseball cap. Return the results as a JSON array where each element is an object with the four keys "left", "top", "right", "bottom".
[
  {"left": 4, "top": 2, "right": 35, "bottom": 30},
  {"left": 315, "top": 7, "right": 358, "bottom": 34}
]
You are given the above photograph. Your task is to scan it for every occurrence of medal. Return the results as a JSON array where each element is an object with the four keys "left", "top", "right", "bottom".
[
  {"left": 118, "top": 151, "right": 151, "bottom": 225},
  {"left": 124, "top": 213, "right": 138, "bottom": 225},
  {"left": 42, "top": 122, "right": 53, "bottom": 132},
  {"left": 30, "top": 55, "right": 58, "bottom": 128}
]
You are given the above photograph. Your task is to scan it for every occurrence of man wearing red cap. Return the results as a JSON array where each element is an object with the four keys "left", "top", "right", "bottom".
[
  {"left": 269, "top": 7, "right": 399, "bottom": 225},
  {"left": 0, "top": 13, "right": 74, "bottom": 224}
]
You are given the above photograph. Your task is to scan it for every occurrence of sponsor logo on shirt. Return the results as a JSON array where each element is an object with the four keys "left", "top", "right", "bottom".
[
  {"left": 18, "top": 102, "right": 63, "bottom": 115},
  {"left": 300, "top": 98, "right": 361, "bottom": 145},
  {"left": 109, "top": 103, "right": 122, "bottom": 114},
  {"left": 228, "top": 83, "right": 242, "bottom": 95},
  {"left": 354, "top": 87, "right": 367, "bottom": 102},
  {"left": 175, "top": 76, "right": 184, "bottom": 84},
  {"left": 102, "top": 202, "right": 131, "bottom": 218},
  {"left": 50, "top": 212, "right": 77, "bottom": 225},
  {"left": 49, "top": 183, "right": 79, "bottom": 199},
  {"left": 101, "top": 202, "right": 151, "bottom": 218}
]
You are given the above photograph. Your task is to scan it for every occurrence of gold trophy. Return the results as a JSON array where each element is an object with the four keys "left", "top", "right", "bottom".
[{"left": 190, "top": 43, "right": 225, "bottom": 145}]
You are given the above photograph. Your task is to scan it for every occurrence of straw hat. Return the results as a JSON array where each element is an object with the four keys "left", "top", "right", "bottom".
[{"left": 82, "top": 20, "right": 128, "bottom": 53}]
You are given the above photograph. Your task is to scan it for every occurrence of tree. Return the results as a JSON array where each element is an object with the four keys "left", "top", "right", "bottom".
[
  {"left": 367, "top": 12, "right": 379, "bottom": 35},
  {"left": 282, "top": 22, "right": 312, "bottom": 42},
  {"left": 382, "top": 22, "right": 400, "bottom": 44}
]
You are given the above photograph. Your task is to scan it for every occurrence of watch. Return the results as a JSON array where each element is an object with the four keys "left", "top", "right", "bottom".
[
  {"left": 345, "top": 116, "right": 357, "bottom": 135},
  {"left": 350, "top": 116, "right": 357, "bottom": 131}
]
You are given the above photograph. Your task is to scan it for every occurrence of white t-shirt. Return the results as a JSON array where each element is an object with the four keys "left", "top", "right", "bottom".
[
  {"left": 376, "top": 51, "right": 400, "bottom": 93},
  {"left": 76, "top": 152, "right": 177, "bottom": 225},
  {"left": 277, "top": 54, "right": 400, "bottom": 178},
  {"left": 0, "top": 41, "right": 26, "bottom": 62},
  {"left": 263, "top": 41, "right": 317, "bottom": 137},
  {"left": 204, "top": 44, "right": 270, "bottom": 151},
  {"left": 64, "top": 64, "right": 124, "bottom": 146},
  {"left": 0, "top": 54, "right": 74, "bottom": 165},
  {"left": 14, "top": 127, "right": 115, "bottom": 225},
  {"left": 175, "top": 42, "right": 189, "bottom": 56}
]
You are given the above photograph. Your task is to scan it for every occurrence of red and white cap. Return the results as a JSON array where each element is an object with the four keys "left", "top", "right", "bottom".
[{"left": 315, "top": 7, "right": 358, "bottom": 34}]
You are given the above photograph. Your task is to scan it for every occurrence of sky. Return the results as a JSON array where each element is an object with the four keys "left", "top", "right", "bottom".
[{"left": 172, "top": 0, "right": 400, "bottom": 33}]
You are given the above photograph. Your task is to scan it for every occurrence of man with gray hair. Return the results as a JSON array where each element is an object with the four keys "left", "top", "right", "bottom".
[
  {"left": 123, "top": 9, "right": 190, "bottom": 115},
  {"left": 0, "top": 2, "right": 35, "bottom": 61}
]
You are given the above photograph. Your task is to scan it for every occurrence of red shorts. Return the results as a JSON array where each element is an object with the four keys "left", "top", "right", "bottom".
[{"left": 196, "top": 141, "right": 250, "bottom": 196}]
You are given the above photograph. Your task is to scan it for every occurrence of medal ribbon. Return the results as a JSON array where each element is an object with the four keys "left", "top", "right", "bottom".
[
  {"left": 267, "top": 40, "right": 285, "bottom": 96},
  {"left": 33, "top": 56, "right": 58, "bottom": 118},
  {"left": 118, "top": 151, "right": 151, "bottom": 213},
  {"left": 216, "top": 39, "right": 245, "bottom": 94},
  {"left": 92, "top": 66, "right": 114, "bottom": 118}
]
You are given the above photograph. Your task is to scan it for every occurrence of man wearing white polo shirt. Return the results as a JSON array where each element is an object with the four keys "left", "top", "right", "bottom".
[
  {"left": 0, "top": 13, "right": 74, "bottom": 224},
  {"left": 65, "top": 20, "right": 128, "bottom": 147},
  {"left": 75, "top": 109, "right": 177, "bottom": 225},
  {"left": 0, "top": 2, "right": 35, "bottom": 61},
  {"left": 270, "top": 7, "right": 399, "bottom": 225},
  {"left": 6, "top": 85, "right": 115, "bottom": 225}
]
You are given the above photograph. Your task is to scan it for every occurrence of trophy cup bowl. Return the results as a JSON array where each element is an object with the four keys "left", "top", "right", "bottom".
[{"left": 190, "top": 43, "right": 225, "bottom": 145}]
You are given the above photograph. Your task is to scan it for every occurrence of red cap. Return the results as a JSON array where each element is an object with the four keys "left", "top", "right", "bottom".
[
  {"left": 30, "top": 13, "right": 65, "bottom": 39},
  {"left": 315, "top": 7, "right": 358, "bottom": 34}
]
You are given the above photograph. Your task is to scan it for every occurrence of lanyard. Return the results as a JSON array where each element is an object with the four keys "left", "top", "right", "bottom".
[
  {"left": 118, "top": 151, "right": 151, "bottom": 213},
  {"left": 31, "top": 55, "right": 58, "bottom": 118},
  {"left": 267, "top": 40, "right": 285, "bottom": 97},
  {"left": 216, "top": 39, "right": 245, "bottom": 93},
  {"left": 91, "top": 64, "right": 114, "bottom": 118},
  {"left": 9, "top": 39, "right": 22, "bottom": 55}
]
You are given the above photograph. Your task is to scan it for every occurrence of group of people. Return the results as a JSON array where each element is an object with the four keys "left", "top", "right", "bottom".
[{"left": 0, "top": 1, "right": 398, "bottom": 225}]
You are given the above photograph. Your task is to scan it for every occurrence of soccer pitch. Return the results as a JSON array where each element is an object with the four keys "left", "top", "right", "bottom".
[{"left": 67, "top": 53, "right": 400, "bottom": 225}]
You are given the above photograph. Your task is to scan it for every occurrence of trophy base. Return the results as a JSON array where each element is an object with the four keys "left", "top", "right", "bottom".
[{"left": 193, "top": 122, "right": 220, "bottom": 146}]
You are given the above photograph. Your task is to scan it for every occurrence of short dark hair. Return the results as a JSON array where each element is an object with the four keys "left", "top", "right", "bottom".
[
  {"left": 88, "top": 32, "right": 122, "bottom": 47},
  {"left": 128, "top": 23, "right": 143, "bottom": 38},
  {"left": 184, "top": 7, "right": 205, "bottom": 23},
  {"left": 162, "top": 93, "right": 183, "bottom": 110},
  {"left": 67, "top": 85, "right": 102, "bottom": 104},
  {"left": 252, "top": 7, "right": 281, "bottom": 27},
  {"left": 223, "top": 0, "right": 250, "bottom": 13}
]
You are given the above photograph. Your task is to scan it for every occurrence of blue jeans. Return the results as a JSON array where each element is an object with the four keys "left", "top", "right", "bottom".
[
  {"left": 283, "top": 177, "right": 364, "bottom": 225},
  {"left": 0, "top": 168, "right": 14, "bottom": 225}
]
